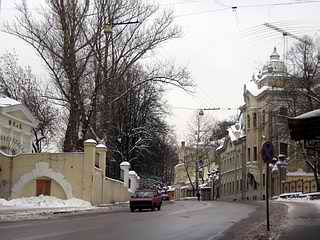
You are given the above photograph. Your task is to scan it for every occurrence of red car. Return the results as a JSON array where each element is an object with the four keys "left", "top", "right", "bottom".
[{"left": 130, "top": 190, "right": 162, "bottom": 212}]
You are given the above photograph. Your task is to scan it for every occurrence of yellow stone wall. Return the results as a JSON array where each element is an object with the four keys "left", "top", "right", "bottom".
[{"left": 0, "top": 141, "right": 129, "bottom": 205}]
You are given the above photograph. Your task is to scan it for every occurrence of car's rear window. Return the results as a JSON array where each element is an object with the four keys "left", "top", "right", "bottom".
[{"left": 134, "top": 191, "right": 154, "bottom": 198}]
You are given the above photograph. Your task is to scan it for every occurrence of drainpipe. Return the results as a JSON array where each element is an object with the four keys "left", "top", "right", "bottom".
[{"left": 9, "top": 155, "right": 13, "bottom": 199}]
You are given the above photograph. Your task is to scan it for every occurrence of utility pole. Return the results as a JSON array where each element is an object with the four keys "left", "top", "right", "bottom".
[
  {"left": 195, "top": 109, "right": 204, "bottom": 200},
  {"left": 263, "top": 23, "right": 309, "bottom": 65}
]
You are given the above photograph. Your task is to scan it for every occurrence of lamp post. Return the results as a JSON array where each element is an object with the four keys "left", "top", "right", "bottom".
[
  {"left": 271, "top": 155, "right": 288, "bottom": 195},
  {"left": 277, "top": 154, "right": 288, "bottom": 194},
  {"left": 195, "top": 109, "right": 204, "bottom": 200}
]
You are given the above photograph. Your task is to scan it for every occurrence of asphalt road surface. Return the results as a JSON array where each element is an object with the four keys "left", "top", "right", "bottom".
[
  {"left": 278, "top": 201, "right": 320, "bottom": 240},
  {"left": 0, "top": 200, "right": 255, "bottom": 240}
]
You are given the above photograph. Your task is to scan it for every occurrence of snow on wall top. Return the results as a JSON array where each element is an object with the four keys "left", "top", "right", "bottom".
[{"left": 287, "top": 168, "right": 314, "bottom": 177}]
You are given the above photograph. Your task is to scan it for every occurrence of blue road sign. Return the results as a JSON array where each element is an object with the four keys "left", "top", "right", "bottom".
[{"left": 261, "top": 142, "right": 274, "bottom": 163}]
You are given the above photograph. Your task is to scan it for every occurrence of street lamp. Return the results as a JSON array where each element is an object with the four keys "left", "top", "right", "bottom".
[
  {"left": 195, "top": 109, "right": 204, "bottom": 200},
  {"left": 276, "top": 154, "right": 288, "bottom": 194},
  {"left": 271, "top": 155, "right": 288, "bottom": 195}
]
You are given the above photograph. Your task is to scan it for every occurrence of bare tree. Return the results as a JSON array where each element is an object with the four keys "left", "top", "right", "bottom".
[
  {"left": 3, "top": 0, "right": 192, "bottom": 152},
  {"left": 285, "top": 36, "right": 320, "bottom": 191},
  {"left": 0, "top": 51, "right": 57, "bottom": 152}
]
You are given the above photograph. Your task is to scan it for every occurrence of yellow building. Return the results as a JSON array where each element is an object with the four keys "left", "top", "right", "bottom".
[
  {"left": 242, "top": 47, "right": 310, "bottom": 199},
  {"left": 219, "top": 122, "right": 246, "bottom": 200},
  {"left": 174, "top": 141, "right": 216, "bottom": 199}
]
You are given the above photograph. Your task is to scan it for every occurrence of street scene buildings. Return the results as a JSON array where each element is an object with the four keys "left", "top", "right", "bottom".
[
  {"left": 174, "top": 47, "right": 319, "bottom": 201},
  {"left": 1, "top": 1, "right": 320, "bottom": 240}
]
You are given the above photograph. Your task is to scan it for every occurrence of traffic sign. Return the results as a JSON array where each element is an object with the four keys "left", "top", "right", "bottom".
[{"left": 261, "top": 142, "right": 274, "bottom": 163}]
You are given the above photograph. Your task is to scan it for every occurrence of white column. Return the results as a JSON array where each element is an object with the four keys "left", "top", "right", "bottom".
[{"left": 120, "top": 161, "right": 130, "bottom": 187}]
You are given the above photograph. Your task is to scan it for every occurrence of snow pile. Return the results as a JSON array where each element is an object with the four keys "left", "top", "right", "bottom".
[{"left": 0, "top": 195, "right": 92, "bottom": 208}]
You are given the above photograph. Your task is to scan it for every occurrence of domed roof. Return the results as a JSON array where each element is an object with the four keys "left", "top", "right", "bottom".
[{"left": 260, "top": 47, "right": 287, "bottom": 76}]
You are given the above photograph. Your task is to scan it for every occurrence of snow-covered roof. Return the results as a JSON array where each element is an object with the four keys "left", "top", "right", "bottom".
[
  {"left": 0, "top": 97, "right": 21, "bottom": 107},
  {"left": 245, "top": 80, "right": 270, "bottom": 97},
  {"left": 287, "top": 168, "right": 314, "bottom": 177},
  {"left": 215, "top": 138, "right": 225, "bottom": 151},
  {"left": 227, "top": 123, "right": 245, "bottom": 142},
  {"left": 292, "top": 109, "right": 320, "bottom": 120},
  {"left": 216, "top": 144, "right": 224, "bottom": 151}
]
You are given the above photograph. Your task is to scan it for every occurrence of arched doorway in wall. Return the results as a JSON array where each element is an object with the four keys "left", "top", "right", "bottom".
[{"left": 11, "top": 162, "right": 72, "bottom": 199}]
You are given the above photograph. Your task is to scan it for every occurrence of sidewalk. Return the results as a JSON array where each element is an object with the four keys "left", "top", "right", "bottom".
[
  {"left": 0, "top": 202, "right": 129, "bottom": 222},
  {"left": 217, "top": 201, "right": 288, "bottom": 240},
  {"left": 278, "top": 200, "right": 320, "bottom": 240}
]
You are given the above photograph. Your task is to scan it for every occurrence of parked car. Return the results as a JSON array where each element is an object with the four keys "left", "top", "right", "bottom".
[
  {"left": 130, "top": 190, "right": 162, "bottom": 212},
  {"left": 279, "top": 192, "right": 303, "bottom": 199},
  {"left": 305, "top": 192, "right": 320, "bottom": 200}
]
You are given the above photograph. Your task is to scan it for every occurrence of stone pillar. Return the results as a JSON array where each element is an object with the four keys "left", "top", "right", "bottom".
[
  {"left": 120, "top": 161, "right": 130, "bottom": 187},
  {"left": 83, "top": 139, "right": 97, "bottom": 202},
  {"left": 129, "top": 170, "right": 139, "bottom": 193},
  {"left": 96, "top": 144, "right": 107, "bottom": 203},
  {"left": 96, "top": 144, "right": 107, "bottom": 176}
]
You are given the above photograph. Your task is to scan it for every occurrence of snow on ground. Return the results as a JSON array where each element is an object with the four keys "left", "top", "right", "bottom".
[
  {"left": 0, "top": 195, "right": 92, "bottom": 208},
  {"left": 275, "top": 196, "right": 320, "bottom": 211},
  {"left": 0, "top": 196, "right": 96, "bottom": 222}
]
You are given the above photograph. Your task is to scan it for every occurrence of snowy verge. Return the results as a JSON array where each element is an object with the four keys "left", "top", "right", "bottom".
[
  {"left": 0, "top": 195, "right": 92, "bottom": 208},
  {"left": 0, "top": 196, "right": 131, "bottom": 222}
]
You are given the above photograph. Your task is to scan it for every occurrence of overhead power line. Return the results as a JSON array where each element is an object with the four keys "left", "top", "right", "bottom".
[
  {"left": 170, "top": 106, "right": 238, "bottom": 111},
  {"left": 175, "top": 1, "right": 320, "bottom": 18}
]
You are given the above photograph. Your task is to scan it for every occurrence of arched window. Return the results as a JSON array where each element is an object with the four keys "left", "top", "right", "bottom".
[{"left": 253, "top": 112, "right": 257, "bottom": 128}]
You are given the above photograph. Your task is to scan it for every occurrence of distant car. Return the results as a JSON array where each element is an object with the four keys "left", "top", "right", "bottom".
[
  {"left": 161, "top": 192, "right": 170, "bottom": 201},
  {"left": 130, "top": 190, "right": 162, "bottom": 212}
]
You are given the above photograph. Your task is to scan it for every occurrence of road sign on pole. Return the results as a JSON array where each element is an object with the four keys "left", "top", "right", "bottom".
[
  {"left": 262, "top": 142, "right": 274, "bottom": 163},
  {"left": 261, "top": 141, "right": 274, "bottom": 232}
]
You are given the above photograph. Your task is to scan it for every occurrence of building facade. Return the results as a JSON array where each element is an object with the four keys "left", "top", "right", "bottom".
[
  {"left": 174, "top": 141, "right": 217, "bottom": 199},
  {"left": 218, "top": 48, "right": 311, "bottom": 201},
  {"left": 0, "top": 97, "right": 38, "bottom": 154},
  {"left": 219, "top": 122, "right": 246, "bottom": 200}
]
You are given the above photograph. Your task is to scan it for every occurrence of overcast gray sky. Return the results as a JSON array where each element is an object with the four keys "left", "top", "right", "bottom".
[{"left": 1, "top": 0, "right": 320, "bottom": 142}]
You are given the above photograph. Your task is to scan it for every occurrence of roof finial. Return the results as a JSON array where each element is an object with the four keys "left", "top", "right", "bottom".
[{"left": 270, "top": 47, "right": 280, "bottom": 61}]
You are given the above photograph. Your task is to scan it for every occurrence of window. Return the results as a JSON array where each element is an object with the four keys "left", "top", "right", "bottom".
[
  {"left": 247, "top": 148, "right": 251, "bottom": 162},
  {"left": 247, "top": 114, "right": 251, "bottom": 129},
  {"left": 262, "top": 110, "right": 265, "bottom": 126},
  {"left": 280, "top": 143, "right": 288, "bottom": 156},
  {"left": 254, "top": 146, "right": 257, "bottom": 161},
  {"left": 263, "top": 174, "right": 265, "bottom": 187},
  {"left": 279, "top": 107, "right": 288, "bottom": 116},
  {"left": 253, "top": 112, "right": 257, "bottom": 128}
]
